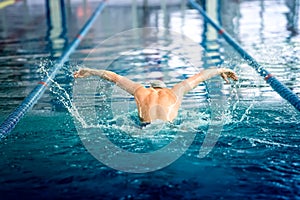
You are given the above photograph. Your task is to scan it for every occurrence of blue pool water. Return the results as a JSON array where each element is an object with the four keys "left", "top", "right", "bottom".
[{"left": 0, "top": 0, "right": 300, "bottom": 199}]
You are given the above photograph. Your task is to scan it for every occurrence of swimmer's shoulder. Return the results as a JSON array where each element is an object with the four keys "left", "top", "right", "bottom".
[
  {"left": 135, "top": 87, "right": 175, "bottom": 97},
  {"left": 134, "top": 86, "right": 151, "bottom": 96}
]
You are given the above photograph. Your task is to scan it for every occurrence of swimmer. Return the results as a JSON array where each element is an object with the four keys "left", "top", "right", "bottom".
[{"left": 74, "top": 67, "right": 238, "bottom": 123}]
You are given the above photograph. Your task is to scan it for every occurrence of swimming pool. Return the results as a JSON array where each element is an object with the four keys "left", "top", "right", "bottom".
[{"left": 0, "top": 0, "right": 300, "bottom": 199}]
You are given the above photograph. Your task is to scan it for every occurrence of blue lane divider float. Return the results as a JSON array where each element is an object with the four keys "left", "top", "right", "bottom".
[
  {"left": 188, "top": 0, "right": 300, "bottom": 112},
  {"left": 0, "top": 1, "right": 107, "bottom": 139}
]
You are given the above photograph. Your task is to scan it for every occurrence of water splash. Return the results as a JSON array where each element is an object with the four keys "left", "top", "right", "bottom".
[
  {"left": 223, "top": 65, "right": 259, "bottom": 124},
  {"left": 37, "top": 50, "right": 250, "bottom": 144},
  {"left": 239, "top": 104, "right": 253, "bottom": 123},
  {"left": 38, "top": 60, "right": 89, "bottom": 128},
  {"left": 37, "top": 60, "right": 210, "bottom": 137}
]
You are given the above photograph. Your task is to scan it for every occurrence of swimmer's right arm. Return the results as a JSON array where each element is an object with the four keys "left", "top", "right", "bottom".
[{"left": 74, "top": 68, "right": 143, "bottom": 95}]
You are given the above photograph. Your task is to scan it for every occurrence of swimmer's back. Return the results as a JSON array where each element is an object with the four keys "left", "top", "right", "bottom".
[{"left": 134, "top": 87, "right": 181, "bottom": 122}]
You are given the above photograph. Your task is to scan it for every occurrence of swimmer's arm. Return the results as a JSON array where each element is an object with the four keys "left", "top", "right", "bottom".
[
  {"left": 74, "top": 68, "right": 143, "bottom": 95},
  {"left": 172, "top": 68, "right": 238, "bottom": 95}
]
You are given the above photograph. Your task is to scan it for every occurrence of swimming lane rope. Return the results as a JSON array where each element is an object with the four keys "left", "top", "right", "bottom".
[
  {"left": 0, "top": 1, "right": 107, "bottom": 139},
  {"left": 188, "top": 0, "right": 300, "bottom": 112}
]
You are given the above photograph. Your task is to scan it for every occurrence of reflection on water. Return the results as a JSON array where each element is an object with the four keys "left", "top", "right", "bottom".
[
  {"left": 285, "top": 0, "right": 299, "bottom": 37},
  {"left": 45, "top": 0, "right": 68, "bottom": 58},
  {"left": 220, "top": 0, "right": 300, "bottom": 104},
  {"left": 1, "top": 0, "right": 299, "bottom": 113}
]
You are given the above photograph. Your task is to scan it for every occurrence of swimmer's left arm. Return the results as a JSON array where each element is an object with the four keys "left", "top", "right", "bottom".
[
  {"left": 172, "top": 68, "right": 238, "bottom": 95},
  {"left": 74, "top": 68, "right": 143, "bottom": 95},
  {"left": 188, "top": 68, "right": 238, "bottom": 86}
]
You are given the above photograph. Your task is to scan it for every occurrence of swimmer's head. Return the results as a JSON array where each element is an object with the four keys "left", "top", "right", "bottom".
[{"left": 149, "top": 80, "right": 167, "bottom": 88}]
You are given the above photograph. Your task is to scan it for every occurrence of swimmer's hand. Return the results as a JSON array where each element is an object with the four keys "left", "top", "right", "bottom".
[
  {"left": 74, "top": 68, "right": 93, "bottom": 78},
  {"left": 218, "top": 68, "right": 239, "bottom": 84}
]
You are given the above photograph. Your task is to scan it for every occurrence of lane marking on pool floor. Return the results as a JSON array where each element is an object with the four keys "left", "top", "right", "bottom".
[{"left": 0, "top": 0, "right": 18, "bottom": 10}]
